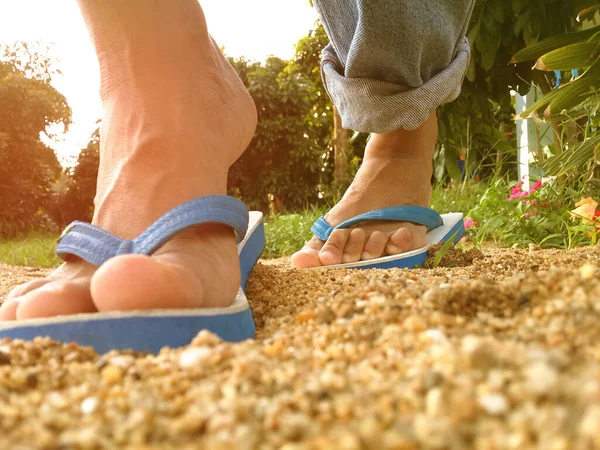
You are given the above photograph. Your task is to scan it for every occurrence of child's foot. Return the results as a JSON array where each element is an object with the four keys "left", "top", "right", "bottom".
[
  {"left": 291, "top": 112, "right": 437, "bottom": 268},
  {"left": 0, "top": 3, "right": 257, "bottom": 320}
]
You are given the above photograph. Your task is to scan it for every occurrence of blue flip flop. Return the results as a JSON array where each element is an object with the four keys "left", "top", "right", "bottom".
[
  {"left": 310, "top": 206, "right": 464, "bottom": 270},
  {"left": 0, "top": 196, "right": 265, "bottom": 354}
]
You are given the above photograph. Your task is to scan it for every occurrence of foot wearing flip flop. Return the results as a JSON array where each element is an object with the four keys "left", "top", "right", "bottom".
[
  {"left": 0, "top": 1, "right": 257, "bottom": 321},
  {"left": 291, "top": 112, "right": 437, "bottom": 268}
]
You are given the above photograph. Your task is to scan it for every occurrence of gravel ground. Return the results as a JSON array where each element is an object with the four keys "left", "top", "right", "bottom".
[{"left": 0, "top": 245, "right": 599, "bottom": 450}]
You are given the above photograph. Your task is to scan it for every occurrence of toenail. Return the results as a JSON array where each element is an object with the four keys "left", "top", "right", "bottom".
[
  {"left": 361, "top": 251, "right": 373, "bottom": 260},
  {"left": 342, "top": 254, "right": 353, "bottom": 263},
  {"left": 299, "top": 248, "right": 319, "bottom": 256},
  {"left": 320, "top": 250, "right": 337, "bottom": 262},
  {"left": 387, "top": 244, "right": 399, "bottom": 254}
]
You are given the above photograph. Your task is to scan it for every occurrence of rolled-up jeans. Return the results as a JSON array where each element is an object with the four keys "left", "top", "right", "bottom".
[{"left": 313, "top": 0, "right": 476, "bottom": 133}]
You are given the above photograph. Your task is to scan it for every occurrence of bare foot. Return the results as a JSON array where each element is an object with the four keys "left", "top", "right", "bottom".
[
  {"left": 0, "top": 1, "right": 257, "bottom": 321},
  {"left": 291, "top": 112, "right": 437, "bottom": 268}
]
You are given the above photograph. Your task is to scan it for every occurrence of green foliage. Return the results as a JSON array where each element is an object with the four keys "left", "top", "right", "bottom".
[
  {"left": 227, "top": 25, "right": 333, "bottom": 212},
  {"left": 511, "top": 4, "right": 600, "bottom": 180},
  {"left": 263, "top": 206, "right": 325, "bottom": 259},
  {"left": 0, "top": 234, "right": 61, "bottom": 268},
  {"left": 0, "top": 42, "right": 71, "bottom": 238},
  {"left": 466, "top": 177, "right": 599, "bottom": 249},
  {"left": 262, "top": 183, "right": 485, "bottom": 259},
  {"left": 432, "top": 229, "right": 461, "bottom": 269},
  {"left": 430, "top": 182, "right": 486, "bottom": 215},
  {"left": 2, "top": 178, "right": 596, "bottom": 265},
  {"left": 435, "top": 0, "right": 587, "bottom": 184},
  {"left": 52, "top": 126, "right": 100, "bottom": 228}
]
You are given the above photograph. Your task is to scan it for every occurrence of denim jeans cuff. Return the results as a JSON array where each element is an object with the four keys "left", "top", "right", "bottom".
[{"left": 320, "top": 38, "right": 471, "bottom": 133}]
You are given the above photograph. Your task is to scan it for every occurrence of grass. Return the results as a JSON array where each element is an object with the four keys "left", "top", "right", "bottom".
[
  {"left": 0, "top": 234, "right": 62, "bottom": 268},
  {"left": 0, "top": 180, "right": 595, "bottom": 267},
  {"left": 261, "top": 182, "right": 486, "bottom": 259},
  {"left": 430, "top": 182, "right": 486, "bottom": 215},
  {"left": 263, "top": 206, "right": 325, "bottom": 259},
  {"left": 465, "top": 175, "right": 599, "bottom": 249}
]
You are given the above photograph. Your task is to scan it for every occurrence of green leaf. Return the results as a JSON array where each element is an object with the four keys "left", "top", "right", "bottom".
[
  {"left": 545, "top": 58, "right": 600, "bottom": 116},
  {"left": 514, "top": 11, "right": 529, "bottom": 37},
  {"left": 481, "top": 49, "right": 497, "bottom": 71},
  {"left": 467, "top": 19, "right": 481, "bottom": 46},
  {"left": 518, "top": 56, "right": 600, "bottom": 119},
  {"left": 516, "top": 83, "right": 563, "bottom": 119},
  {"left": 445, "top": 150, "right": 462, "bottom": 183},
  {"left": 544, "top": 133, "right": 600, "bottom": 176},
  {"left": 577, "top": 5, "right": 600, "bottom": 22},
  {"left": 511, "top": 25, "right": 600, "bottom": 63},
  {"left": 535, "top": 42, "right": 598, "bottom": 71},
  {"left": 488, "top": 1, "right": 505, "bottom": 24},
  {"left": 512, "top": 0, "right": 525, "bottom": 14},
  {"left": 432, "top": 229, "right": 461, "bottom": 268},
  {"left": 523, "top": 21, "right": 541, "bottom": 47},
  {"left": 466, "top": 53, "right": 476, "bottom": 82}
]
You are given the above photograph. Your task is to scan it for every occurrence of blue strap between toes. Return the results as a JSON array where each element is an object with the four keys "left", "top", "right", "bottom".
[
  {"left": 311, "top": 206, "right": 443, "bottom": 241},
  {"left": 56, "top": 196, "right": 249, "bottom": 267}
]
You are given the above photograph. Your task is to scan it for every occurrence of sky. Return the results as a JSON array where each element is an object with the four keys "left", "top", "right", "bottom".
[{"left": 0, "top": 0, "right": 318, "bottom": 165}]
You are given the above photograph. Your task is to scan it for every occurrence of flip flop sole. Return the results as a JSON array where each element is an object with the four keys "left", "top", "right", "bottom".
[
  {"left": 0, "top": 213, "right": 265, "bottom": 354},
  {"left": 239, "top": 211, "right": 266, "bottom": 288},
  {"left": 312, "top": 213, "right": 465, "bottom": 270}
]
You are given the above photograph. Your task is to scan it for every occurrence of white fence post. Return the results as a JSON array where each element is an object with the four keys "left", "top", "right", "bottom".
[{"left": 514, "top": 87, "right": 555, "bottom": 191}]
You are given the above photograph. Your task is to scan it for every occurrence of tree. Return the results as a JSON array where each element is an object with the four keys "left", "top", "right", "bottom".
[
  {"left": 434, "top": 0, "right": 588, "bottom": 183},
  {"left": 227, "top": 25, "right": 337, "bottom": 213},
  {"left": 52, "top": 126, "right": 100, "bottom": 227},
  {"left": 0, "top": 42, "right": 71, "bottom": 237},
  {"left": 227, "top": 55, "right": 331, "bottom": 212}
]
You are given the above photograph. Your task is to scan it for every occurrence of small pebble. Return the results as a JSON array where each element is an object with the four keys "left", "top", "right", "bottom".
[
  {"left": 178, "top": 347, "right": 212, "bottom": 368},
  {"left": 80, "top": 397, "right": 99, "bottom": 415},
  {"left": 0, "top": 350, "right": 10, "bottom": 365},
  {"left": 0, "top": 245, "right": 599, "bottom": 448},
  {"left": 479, "top": 394, "right": 509, "bottom": 415},
  {"left": 100, "top": 365, "right": 123, "bottom": 384},
  {"left": 580, "top": 263, "right": 597, "bottom": 280}
]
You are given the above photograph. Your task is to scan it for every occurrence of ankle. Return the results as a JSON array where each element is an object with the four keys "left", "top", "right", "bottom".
[{"left": 364, "top": 112, "right": 438, "bottom": 161}]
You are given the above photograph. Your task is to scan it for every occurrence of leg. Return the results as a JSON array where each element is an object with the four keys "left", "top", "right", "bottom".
[
  {"left": 292, "top": 0, "right": 475, "bottom": 268},
  {"left": 0, "top": 0, "right": 257, "bottom": 320}
]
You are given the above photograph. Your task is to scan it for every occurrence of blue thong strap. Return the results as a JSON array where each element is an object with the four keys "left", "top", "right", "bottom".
[
  {"left": 311, "top": 206, "right": 443, "bottom": 241},
  {"left": 56, "top": 195, "right": 249, "bottom": 267}
]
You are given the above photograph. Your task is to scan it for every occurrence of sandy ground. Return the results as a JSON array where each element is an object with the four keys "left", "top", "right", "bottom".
[{"left": 0, "top": 246, "right": 599, "bottom": 449}]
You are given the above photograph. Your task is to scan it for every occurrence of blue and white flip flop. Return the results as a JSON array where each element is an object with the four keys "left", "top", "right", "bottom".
[
  {"left": 310, "top": 206, "right": 464, "bottom": 270},
  {"left": 0, "top": 196, "right": 265, "bottom": 354}
]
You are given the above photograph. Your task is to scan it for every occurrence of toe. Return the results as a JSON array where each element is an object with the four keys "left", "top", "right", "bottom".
[
  {"left": 15, "top": 279, "right": 96, "bottom": 320},
  {"left": 342, "top": 228, "right": 366, "bottom": 263},
  {"left": 0, "top": 299, "right": 19, "bottom": 321},
  {"left": 362, "top": 231, "right": 388, "bottom": 260},
  {"left": 291, "top": 236, "right": 325, "bottom": 269},
  {"left": 319, "top": 229, "right": 350, "bottom": 266},
  {"left": 92, "top": 254, "right": 205, "bottom": 311},
  {"left": 386, "top": 226, "right": 415, "bottom": 254},
  {"left": 6, "top": 278, "right": 50, "bottom": 300},
  {"left": 386, "top": 224, "right": 427, "bottom": 255}
]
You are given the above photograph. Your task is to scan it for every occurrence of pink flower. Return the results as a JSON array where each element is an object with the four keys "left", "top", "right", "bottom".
[
  {"left": 529, "top": 180, "right": 542, "bottom": 193},
  {"left": 507, "top": 179, "right": 543, "bottom": 201},
  {"left": 524, "top": 211, "right": 536, "bottom": 218},
  {"left": 507, "top": 181, "right": 527, "bottom": 201},
  {"left": 464, "top": 217, "right": 478, "bottom": 229}
]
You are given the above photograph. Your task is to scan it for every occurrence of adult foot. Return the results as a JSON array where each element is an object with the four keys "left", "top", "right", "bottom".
[
  {"left": 291, "top": 112, "right": 437, "bottom": 268},
  {"left": 0, "top": 1, "right": 257, "bottom": 321}
]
